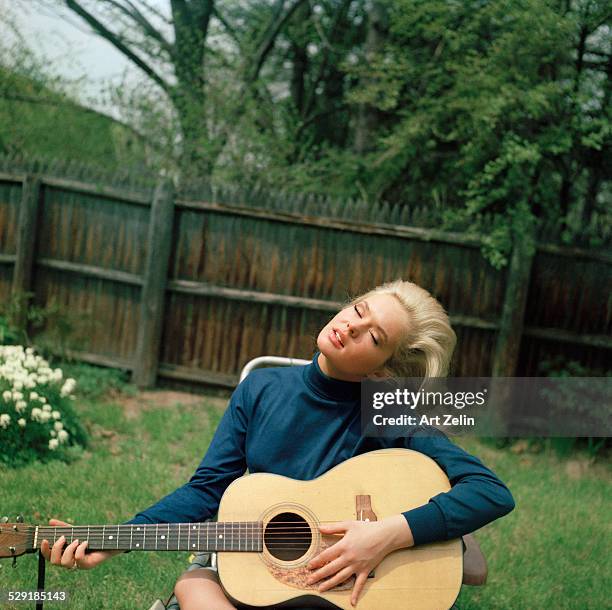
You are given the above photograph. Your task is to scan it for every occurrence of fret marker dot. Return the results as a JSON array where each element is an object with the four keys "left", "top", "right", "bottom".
[
  {"left": 108, "top": 535, "right": 113, "bottom": 539},
  {"left": 136, "top": 528, "right": 141, "bottom": 531},
  {"left": 136, "top": 543, "right": 140, "bottom": 547},
  {"left": 219, "top": 535, "right": 223, "bottom": 539},
  {"left": 192, "top": 526, "right": 196, "bottom": 530},
  {"left": 161, "top": 535, "right": 166, "bottom": 539},
  {"left": 192, "top": 544, "right": 195, "bottom": 547}
]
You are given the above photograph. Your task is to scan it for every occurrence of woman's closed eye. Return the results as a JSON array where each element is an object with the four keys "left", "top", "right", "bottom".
[{"left": 354, "top": 304, "right": 379, "bottom": 345}]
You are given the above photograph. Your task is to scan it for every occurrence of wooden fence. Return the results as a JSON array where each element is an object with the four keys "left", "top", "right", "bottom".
[{"left": 0, "top": 161, "right": 610, "bottom": 389}]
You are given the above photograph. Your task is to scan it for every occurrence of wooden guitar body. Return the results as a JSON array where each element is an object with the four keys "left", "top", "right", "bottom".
[{"left": 217, "top": 448, "right": 463, "bottom": 610}]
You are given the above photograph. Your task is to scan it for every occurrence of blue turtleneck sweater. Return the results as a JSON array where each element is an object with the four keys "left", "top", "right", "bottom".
[{"left": 127, "top": 353, "right": 514, "bottom": 545}]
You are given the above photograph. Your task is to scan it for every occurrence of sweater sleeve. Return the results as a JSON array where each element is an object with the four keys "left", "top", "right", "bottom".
[
  {"left": 401, "top": 428, "right": 515, "bottom": 546},
  {"left": 124, "top": 378, "right": 251, "bottom": 525}
]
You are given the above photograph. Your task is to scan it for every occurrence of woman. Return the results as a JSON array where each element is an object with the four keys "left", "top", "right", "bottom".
[{"left": 42, "top": 279, "right": 515, "bottom": 609}]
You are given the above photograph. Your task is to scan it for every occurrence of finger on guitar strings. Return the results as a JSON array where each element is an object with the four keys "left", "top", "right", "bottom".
[
  {"left": 318, "top": 521, "right": 350, "bottom": 535},
  {"left": 40, "top": 538, "right": 52, "bottom": 561},
  {"left": 49, "top": 535, "right": 66, "bottom": 564},
  {"left": 74, "top": 540, "right": 89, "bottom": 564},
  {"left": 60, "top": 538, "right": 80, "bottom": 568}
]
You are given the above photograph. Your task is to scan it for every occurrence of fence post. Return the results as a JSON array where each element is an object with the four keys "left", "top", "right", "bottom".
[
  {"left": 489, "top": 221, "right": 537, "bottom": 436},
  {"left": 12, "top": 175, "right": 42, "bottom": 326},
  {"left": 491, "top": 222, "right": 537, "bottom": 378},
  {"left": 133, "top": 179, "right": 175, "bottom": 388}
]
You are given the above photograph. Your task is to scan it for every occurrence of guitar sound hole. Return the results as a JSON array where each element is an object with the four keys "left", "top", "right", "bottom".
[{"left": 264, "top": 512, "right": 312, "bottom": 561}]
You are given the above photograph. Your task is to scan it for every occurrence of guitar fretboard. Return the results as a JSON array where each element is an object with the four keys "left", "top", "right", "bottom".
[{"left": 35, "top": 522, "right": 263, "bottom": 553}]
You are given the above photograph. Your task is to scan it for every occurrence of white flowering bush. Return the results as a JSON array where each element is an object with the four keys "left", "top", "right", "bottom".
[{"left": 0, "top": 345, "right": 88, "bottom": 466}]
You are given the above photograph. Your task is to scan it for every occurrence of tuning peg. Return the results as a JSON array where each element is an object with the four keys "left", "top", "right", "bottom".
[
  {"left": 1, "top": 516, "right": 8, "bottom": 523},
  {"left": 16, "top": 515, "right": 24, "bottom": 523}
]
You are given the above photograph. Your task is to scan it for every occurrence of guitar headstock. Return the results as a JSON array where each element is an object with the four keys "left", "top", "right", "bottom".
[{"left": 0, "top": 515, "right": 35, "bottom": 559}]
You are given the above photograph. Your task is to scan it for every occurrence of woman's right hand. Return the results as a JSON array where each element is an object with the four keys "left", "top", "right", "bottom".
[{"left": 40, "top": 518, "right": 123, "bottom": 570}]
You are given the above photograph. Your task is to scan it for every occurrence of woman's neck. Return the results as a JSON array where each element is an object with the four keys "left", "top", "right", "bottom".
[{"left": 316, "top": 352, "right": 364, "bottom": 382}]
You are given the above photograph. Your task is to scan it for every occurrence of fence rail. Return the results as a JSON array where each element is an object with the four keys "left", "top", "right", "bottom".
[{"left": 1, "top": 167, "right": 610, "bottom": 388}]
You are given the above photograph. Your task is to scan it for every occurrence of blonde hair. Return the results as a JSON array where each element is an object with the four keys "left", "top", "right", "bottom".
[{"left": 349, "top": 279, "right": 457, "bottom": 379}]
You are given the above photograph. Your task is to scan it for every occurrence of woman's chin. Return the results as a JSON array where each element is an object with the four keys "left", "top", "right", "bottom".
[
  {"left": 316, "top": 334, "right": 335, "bottom": 355},
  {"left": 317, "top": 347, "right": 339, "bottom": 370}
]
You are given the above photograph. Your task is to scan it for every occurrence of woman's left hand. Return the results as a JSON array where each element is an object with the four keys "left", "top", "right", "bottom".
[{"left": 306, "top": 515, "right": 414, "bottom": 606}]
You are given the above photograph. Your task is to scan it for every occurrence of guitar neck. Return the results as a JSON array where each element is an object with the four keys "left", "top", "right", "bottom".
[{"left": 34, "top": 522, "right": 263, "bottom": 553}]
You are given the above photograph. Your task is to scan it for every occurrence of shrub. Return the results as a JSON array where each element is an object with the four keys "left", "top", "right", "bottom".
[
  {"left": 0, "top": 345, "right": 88, "bottom": 466},
  {"left": 537, "top": 356, "right": 611, "bottom": 458},
  {"left": 58, "top": 361, "right": 133, "bottom": 401}
]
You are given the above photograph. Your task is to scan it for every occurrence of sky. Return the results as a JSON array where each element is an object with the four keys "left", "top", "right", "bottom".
[{"left": 1, "top": 0, "right": 169, "bottom": 118}]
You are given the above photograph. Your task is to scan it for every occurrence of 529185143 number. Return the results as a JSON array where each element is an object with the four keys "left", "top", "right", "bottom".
[{"left": 1, "top": 590, "right": 69, "bottom": 603}]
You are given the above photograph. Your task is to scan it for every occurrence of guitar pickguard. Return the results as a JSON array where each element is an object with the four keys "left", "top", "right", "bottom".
[{"left": 264, "top": 534, "right": 354, "bottom": 592}]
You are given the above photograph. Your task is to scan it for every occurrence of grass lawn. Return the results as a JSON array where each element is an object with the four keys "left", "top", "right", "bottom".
[{"left": 1, "top": 370, "right": 610, "bottom": 609}]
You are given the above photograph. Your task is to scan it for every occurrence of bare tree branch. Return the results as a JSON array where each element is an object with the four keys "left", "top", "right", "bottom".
[
  {"left": 302, "top": 0, "right": 353, "bottom": 119},
  {"left": 132, "top": 0, "right": 172, "bottom": 26},
  {"left": 64, "top": 0, "right": 171, "bottom": 94},
  {"left": 212, "top": 5, "right": 242, "bottom": 49},
  {"left": 583, "top": 59, "right": 609, "bottom": 71},
  {"left": 585, "top": 48, "right": 611, "bottom": 58},
  {"left": 102, "top": 0, "right": 174, "bottom": 58},
  {"left": 247, "top": 0, "right": 309, "bottom": 83}
]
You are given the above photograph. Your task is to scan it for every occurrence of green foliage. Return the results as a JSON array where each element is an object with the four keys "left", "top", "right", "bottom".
[
  {"left": 233, "top": 0, "right": 607, "bottom": 265},
  {"left": 58, "top": 361, "right": 135, "bottom": 402},
  {"left": 214, "top": 0, "right": 609, "bottom": 268},
  {"left": 0, "top": 314, "right": 21, "bottom": 346},
  {"left": 0, "top": 11, "right": 150, "bottom": 172},
  {"left": 481, "top": 357, "right": 611, "bottom": 459},
  {"left": 0, "top": 292, "right": 87, "bottom": 359},
  {"left": 342, "top": 0, "right": 609, "bottom": 265},
  {"left": 0, "top": 293, "right": 135, "bottom": 407},
  {"left": 536, "top": 356, "right": 611, "bottom": 458},
  {"left": 0, "top": 346, "right": 88, "bottom": 467}
]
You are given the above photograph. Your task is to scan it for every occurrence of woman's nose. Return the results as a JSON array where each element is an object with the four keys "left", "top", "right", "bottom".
[{"left": 346, "top": 321, "right": 358, "bottom": 337}]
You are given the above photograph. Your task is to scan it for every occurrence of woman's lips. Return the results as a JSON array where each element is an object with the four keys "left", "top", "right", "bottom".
[{"left": 329, "top": 328, "right": 344, "bottom": 349}]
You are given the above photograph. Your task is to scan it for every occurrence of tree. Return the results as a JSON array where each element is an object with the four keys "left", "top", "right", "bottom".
[
  {"left": 39, "top": 0, "right": 313, "bottom": 178},
  {"left": 338, "top": 0, "right": 611, "bottom": 265}
]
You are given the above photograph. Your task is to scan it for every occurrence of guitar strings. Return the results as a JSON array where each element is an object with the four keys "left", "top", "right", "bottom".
[
  {"left": 20, "top": 524, "right": 359, "bottom": 550},
  {"left": 20, "top": 529, "right": 346, "bottom": 549},
  {"left": 34, "top": 520, "right": 358, "bottom": 527},
  {"left": 33, "top": 526, "right": 358, "bottom": 535},
  {"left": 34, "top": 528, "right": 330, "bottom": 535}
]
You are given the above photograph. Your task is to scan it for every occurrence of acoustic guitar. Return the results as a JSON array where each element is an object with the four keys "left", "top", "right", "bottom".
[{"left": 1, "top": 448, "right": 463, "bottom": 609}]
